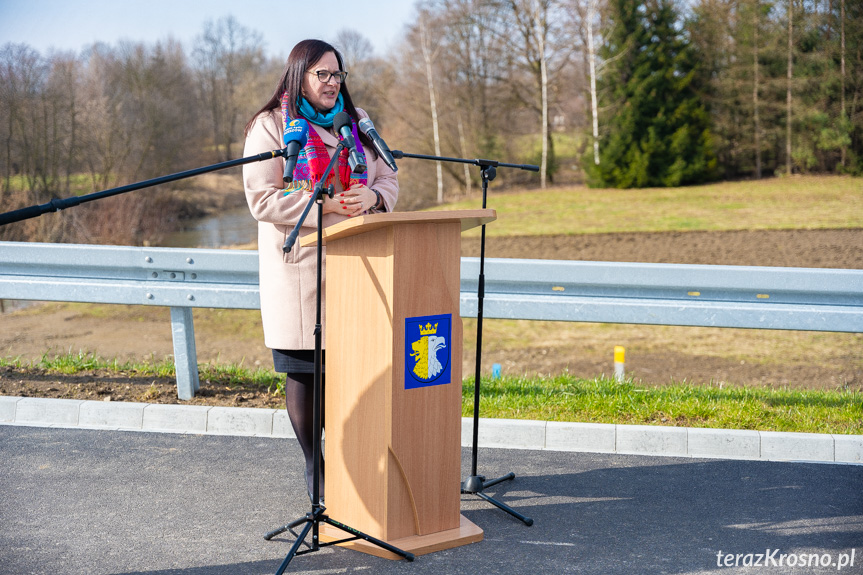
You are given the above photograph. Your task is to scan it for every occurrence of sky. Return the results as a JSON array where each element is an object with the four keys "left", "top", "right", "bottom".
[{"left": 0, "top": 0, "right": 417, "bottom": 58}]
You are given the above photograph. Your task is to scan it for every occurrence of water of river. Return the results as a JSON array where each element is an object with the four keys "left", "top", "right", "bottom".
[{"left": 161, "top": 206, "right": 257, "bottom": 248}]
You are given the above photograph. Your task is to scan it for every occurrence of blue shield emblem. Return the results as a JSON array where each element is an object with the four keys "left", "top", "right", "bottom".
[{"left": 405, "top": 314, "right": 452, "bottom": 389}]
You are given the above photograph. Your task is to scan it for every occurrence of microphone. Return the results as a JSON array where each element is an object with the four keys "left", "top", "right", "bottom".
[
  {"left": 283, "top": 118, "right": 309, "bottom": 183},
  {"left": 358, "top": 117, "right": 397, "bottom": 172},
  {"left": 333, "top": 111, "right": 367, "bottom": 174}
]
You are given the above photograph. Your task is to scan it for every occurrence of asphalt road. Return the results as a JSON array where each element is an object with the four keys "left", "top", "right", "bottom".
[{"left": 1, "top": 425, "right": 861, "bottom": 575}]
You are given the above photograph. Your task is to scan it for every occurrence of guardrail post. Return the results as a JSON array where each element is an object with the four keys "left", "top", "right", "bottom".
[{"left": 170, "top": 307, "right": 200, "bottom": 400}]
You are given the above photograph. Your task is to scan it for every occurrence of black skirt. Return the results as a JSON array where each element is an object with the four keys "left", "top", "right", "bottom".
[{"left": 272, "top": 349, "right": 325, "bottom": 374}]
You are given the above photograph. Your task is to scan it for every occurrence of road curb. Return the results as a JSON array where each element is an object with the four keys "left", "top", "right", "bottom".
[{"left": 2, "top": 395, "right": 861, "bottom": 464}]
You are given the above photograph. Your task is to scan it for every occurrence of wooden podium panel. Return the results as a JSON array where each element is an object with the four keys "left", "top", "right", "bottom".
[{"left": 302, "top": 210, "right": 493, "bottom": 557}]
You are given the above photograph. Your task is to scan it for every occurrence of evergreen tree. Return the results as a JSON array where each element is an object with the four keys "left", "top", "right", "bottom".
[
  {"left": 589, "top": 0, "right": 717, "bottom": 187},
  {"left": 691, "top": 0, "right": 783, "bottom": 180},
  {"left": 846, "top": 0, "right": 863, "bottom": 174},
  {"left": 790, "top": 0, "right": 852, "bottom": 174}
]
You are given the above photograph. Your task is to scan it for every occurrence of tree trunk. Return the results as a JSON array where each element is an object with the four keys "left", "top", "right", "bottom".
[
  {"left": 534, "top": 0, "right": 549, "bottom": 188},
  {"left": 457, "top": 112, "right": 472, "bottom": 197},
  {"left": 588, "top": 0, "right": 600, "bottom": 166},
  {"left": 3, "top": 104, "right": 13, "bottom": 202},
  {"left": 419, "top": 20, "right": 444, "bottom": 204},
  {"left": 753, "top": 0, "right": 762, "bottom": 179},
  {"left": 840, "top": 0, "right": 846, "bottom": 168},
  {"left": 786, "top": 0, "right": 793, "bottom": 176}
]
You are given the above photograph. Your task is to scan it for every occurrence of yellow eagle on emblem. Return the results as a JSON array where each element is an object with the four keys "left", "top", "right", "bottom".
[{"left": 410, "top": 322, "right": 447, "bottom": 380}]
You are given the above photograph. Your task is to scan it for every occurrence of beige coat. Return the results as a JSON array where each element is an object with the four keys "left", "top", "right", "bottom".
[{"left": 242, "top": 108, "right": 399, "bottom": 350}]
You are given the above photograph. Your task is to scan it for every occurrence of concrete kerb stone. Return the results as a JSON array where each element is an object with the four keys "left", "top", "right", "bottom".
[
  {"left": 142, "top": 403, "right": 211, "bottom": 433},
  {"left": 471, "top": 417, "right": 547, "bottom": 450},
  {"left": 546, "top": 421, "right": 616, "bottom": 452},
  {"left": 0, "top": 396, "right": 22, "bottom": 422},
  {"left": 1, "top": 396, "right": 862, "bottom": 465},
  {"left": 15, "top": 397, "right": 84, "bottom": 426},
  {"left": 834, "top": 434, "right": 863, "bottom": 464},
  {"left": 272, "top": 409, "right": 296, "bottom": 439},
  {"left": 616, "top": 424, "right": 688, "bottom": 457},
  {"left": 687, "top": 427, "right": 761, "bottom": 460},
  {"left": 761, "top": 430, "right": 836, "bottom": 462},
  {"left": 206, "top": 406, "right": 276, "bottom": 436},
  {"left": 79, "top": 401, "right": 148, "bottom": 429}
]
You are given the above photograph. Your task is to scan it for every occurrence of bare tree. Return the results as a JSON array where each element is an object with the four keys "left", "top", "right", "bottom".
[
  {"left": 48, "top": 53, "right": 81, "bottom": 194},
  {"left": 419, "top": 17, "right": 445, "bottom": 203},
  {"left": 456, "top": 112, "right": 472, "bottom": 196},
  {"left": 505, "top": 0, "right": 574, "bottom": 185},
  {"left": 786, "top": 0, "right": 793, "bottom": 175},
  {"left": 753, "top": 0, "right": 762, "bottom": 178},
  {"left": 193, "top": 16, "right": 265, "bottom": 162},
  {"left": 77, "top": 40, "right": 198, "bottom": 188},
  {"left": 78, "top": 43, "right": 128, "bottom": 192},
  {"left": 0, "top": 44, "right": 85, "bottom": 242},
  {"left": 0, "top": 44, "right": 46, "bottom": 196},
  {"left": 334, "top": 29, "right": 394, "bottom": 127},
  {"left": 587, "top": 0, "right": 600, "bottom": 166},
  {"left": 0, "top": 45, "right": 81, "bottom": 199},
  {"left": 532, "top": 0, "right": 550, "bottom": 187},
  {"left": 840, "top": 0, "right": 846, "bottom": 167},
  {"left": 431, "top": 0, "right": 512, "bottom": 189},
  {"left": 335, "top": 28, "right": 375, "bottom": 69},
  {"left": 65, "top": 39, "right": 201, "bottom": 245},
  {"left": 568, "top": 0, "right": 603, "bottom": 168},
  {"left": 397, "top": 0, "right": 579, "bottom": 201},
  {"left": 0, "top": 44, "right": 39, "bottom": 202}
]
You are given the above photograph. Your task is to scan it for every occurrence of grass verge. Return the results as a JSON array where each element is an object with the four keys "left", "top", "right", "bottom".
[
  {"left": 1, "top": 352, "right": 283, "bottom": 394},
  {"left": 3, "top": 353, "right": 860, "bottom": 435},
  {"left": 431, "top": 175, "right": 863, "bottom": 237},
  {"left": 463, "top": 374, "right": 863, "bottom": 435}
]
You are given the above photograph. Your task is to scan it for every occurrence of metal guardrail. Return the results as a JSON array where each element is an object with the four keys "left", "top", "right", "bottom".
[
  {"left": 0, "top": 242, "right": 259, "bottom": 399},
  {"left": 2, "top": 241, "right": 861, "bottom": 399},
  {"left": 461, "top": 258, "right": 863, "bottom": 332},
  {"left": 0, "top": 242, "right": 259, "bottom": 308}
]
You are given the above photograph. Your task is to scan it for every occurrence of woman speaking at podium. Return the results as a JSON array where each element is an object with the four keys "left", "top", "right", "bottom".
[{"left": 242, "top": 39, "right": 399, "bottom": 501}]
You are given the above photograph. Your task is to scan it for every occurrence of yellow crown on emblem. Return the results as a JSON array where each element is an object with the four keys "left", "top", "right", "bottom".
[{"left": 419, "top": 322, "right": 438, "bottom": 335}]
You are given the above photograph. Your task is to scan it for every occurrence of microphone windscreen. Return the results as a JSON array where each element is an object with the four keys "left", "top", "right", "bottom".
[
  {"left": 333, "top": 111, "right": 352, "bottom": 133},
  {"left": 283, "top": 118, "right": 309, "bottom": 147},
  {"left": 357, "top": 117, "right": 374, "bottom": 135}
]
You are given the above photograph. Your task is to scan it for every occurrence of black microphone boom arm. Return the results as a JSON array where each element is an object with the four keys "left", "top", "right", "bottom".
[
  {"left": 0, "top": 148, "right": 289, "bottom": 227},
  {"left": 390, "top": 150, "right": 539, "bottom": 173}
]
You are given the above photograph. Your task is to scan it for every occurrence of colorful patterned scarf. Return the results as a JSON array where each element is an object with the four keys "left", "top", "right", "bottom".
[{"left": 280, "top": 92, "right": 367, "bottom": 195}]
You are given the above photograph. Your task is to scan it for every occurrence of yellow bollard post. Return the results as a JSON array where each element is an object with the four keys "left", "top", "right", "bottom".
[{"left": 614, "top": 346, "right": 625, "bottom": 382}]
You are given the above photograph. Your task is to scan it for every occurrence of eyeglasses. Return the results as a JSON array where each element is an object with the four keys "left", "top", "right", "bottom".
[{"left": 308, "top": 70, "right": 348, "bottom": 84}]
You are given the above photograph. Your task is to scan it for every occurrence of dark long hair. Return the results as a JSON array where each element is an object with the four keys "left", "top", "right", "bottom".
[{"left": 244, "top": 39, "right": 372, "bottom": 149}]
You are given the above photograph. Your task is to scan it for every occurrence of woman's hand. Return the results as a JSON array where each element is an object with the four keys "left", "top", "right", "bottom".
[
  {"left": 320, "top": 192, "right": 343, "bottom": 215},
  {"left": 336, "top": 184, "right": 378, "bottom": 217}
]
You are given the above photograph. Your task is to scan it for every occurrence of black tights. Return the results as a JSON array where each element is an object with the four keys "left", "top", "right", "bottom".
[{"left": 284, "top": 373, "right": 324, "bottom": 498}]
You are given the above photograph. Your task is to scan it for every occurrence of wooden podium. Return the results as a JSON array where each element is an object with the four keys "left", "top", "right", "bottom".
[{"left": 299, "top": 209, "right": 494, "bottom": 559}]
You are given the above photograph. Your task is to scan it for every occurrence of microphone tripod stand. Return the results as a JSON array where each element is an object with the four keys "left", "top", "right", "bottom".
[
  {"left": 263, "top": 141, "right": 414, "bottom": 573},
  {"left": 391, "top": 150, "right": 536, "bottom": 526}
]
